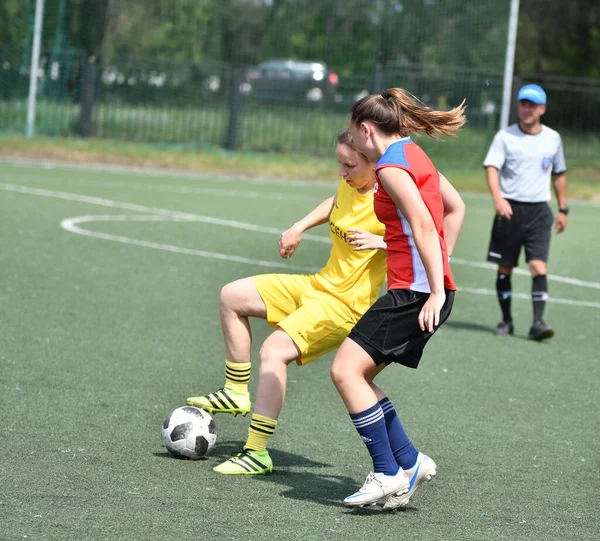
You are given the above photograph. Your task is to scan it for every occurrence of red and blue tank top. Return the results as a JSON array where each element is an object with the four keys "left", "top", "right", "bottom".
[{"left": 374, "top": 137, "right": 456, "bottom": 293}]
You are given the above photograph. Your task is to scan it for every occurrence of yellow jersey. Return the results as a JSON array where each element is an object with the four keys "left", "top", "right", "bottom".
[{"left": 313, "top": 179, "right": 386, "bottom": 315}]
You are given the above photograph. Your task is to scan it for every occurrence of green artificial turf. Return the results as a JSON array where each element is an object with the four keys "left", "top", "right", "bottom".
[{"left": 0, "top": 162, "right": 598, "bottom": 540}]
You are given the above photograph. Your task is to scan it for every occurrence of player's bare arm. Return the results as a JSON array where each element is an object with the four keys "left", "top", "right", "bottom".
[
  {"left": 552, "top": 172, "right": 568, "bottom": 233},
  {"left": 279, "top": 195, "right": 336, "bottom": 258},
  {"left": 486, "top": 166, "right": 513, "bottom": 219}
]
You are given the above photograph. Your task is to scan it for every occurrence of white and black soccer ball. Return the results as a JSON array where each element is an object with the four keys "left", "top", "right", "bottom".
[{"left": 161, "top": 406, "right": 217, "bottom": 460}]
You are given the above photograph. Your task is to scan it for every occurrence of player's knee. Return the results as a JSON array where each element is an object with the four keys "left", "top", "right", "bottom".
[
  {"left": 220, "top": 280, "right": 244, "bottom": 313},
  {"left": 330, "top": 359, "right": 350, "bottom": 390},
  {"left": 219, "top": 282, "right": 235, "bottom": 308},
  {"left": 258, "top": 341, "right": 286, "bottom": 368},
  {"left": 529, "top": 260, "right": 546, "bottom": 276},
  {"left": 258, "top": 342, "right": 275, "bottom": 364}
]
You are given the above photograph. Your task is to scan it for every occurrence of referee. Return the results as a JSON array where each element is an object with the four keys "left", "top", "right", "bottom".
[{"left": 484, "top": 83, "right": 568, "bottom": 341}]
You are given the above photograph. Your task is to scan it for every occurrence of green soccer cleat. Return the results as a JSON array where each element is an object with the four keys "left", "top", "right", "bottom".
[
  {"left": 213, "top": 449, "right": 273, "bottom": 475},
  {"left": 186, "top": 387, "right": 251, "bottom": 417}
]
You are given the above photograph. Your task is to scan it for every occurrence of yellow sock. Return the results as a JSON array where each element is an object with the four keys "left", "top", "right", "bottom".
[
  {"left": 224, "top": 360, "right": 251, "bottom": 393},
  {"left": 244, "top": 413, "right": 277, "bottom": 452}
]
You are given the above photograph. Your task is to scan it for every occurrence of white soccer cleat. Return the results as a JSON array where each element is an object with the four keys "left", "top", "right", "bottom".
[
  {"left": 383, "top": 452, "right": 437, "bottom": 510},
  {"left": 344, "top": 467, "right": 409, "bottom": 507}
]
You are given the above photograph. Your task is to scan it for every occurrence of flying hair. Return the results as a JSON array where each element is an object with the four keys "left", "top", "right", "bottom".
[{"left": 350, "top": 88, "right": 467, "bottom": 139}]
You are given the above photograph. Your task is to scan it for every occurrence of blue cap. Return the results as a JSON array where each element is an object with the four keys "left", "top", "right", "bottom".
[{"left": 517, "top": 84, "right": 546, "bottom": 105}]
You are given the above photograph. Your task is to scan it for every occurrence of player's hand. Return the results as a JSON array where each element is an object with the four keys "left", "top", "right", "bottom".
[
  {"left": 347, "top": 228, "right": 385, "bottom": 251},
  {"left": 279, "top": 225, "right": 302, "bottom": 259},
  {"left": 555, "top": 213, "right": 567, "bottom": 234},
  {"left": 418, "top": 291, "right": 446, "bottom": 333},
  {"left": 494, "top": 197, "right": 513, "bottom": 219}
]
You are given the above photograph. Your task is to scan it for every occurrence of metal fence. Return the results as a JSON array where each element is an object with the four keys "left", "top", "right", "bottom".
[{"left": 1, "top": 47, "right": 599, "bottom": 161}]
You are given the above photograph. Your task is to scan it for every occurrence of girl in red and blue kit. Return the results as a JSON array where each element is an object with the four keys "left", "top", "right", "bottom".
[{"left": 331, "top": 88, "right": 467, "bottom": 509}]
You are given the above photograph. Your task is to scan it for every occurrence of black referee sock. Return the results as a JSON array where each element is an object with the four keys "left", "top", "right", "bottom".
[
  {"left": 496, "top": 272, "right": 512, "bottom": 323},
  {"left": 532, "top": 275, "right": 548, "bottom": 323}
]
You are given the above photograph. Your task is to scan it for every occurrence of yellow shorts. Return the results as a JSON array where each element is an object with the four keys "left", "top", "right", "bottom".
[{"left": 253, "top": 273, "right": 360, "bottom": 366}]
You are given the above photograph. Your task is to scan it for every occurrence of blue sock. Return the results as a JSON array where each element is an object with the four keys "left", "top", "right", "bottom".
[
  {"left": 350, "top": 403, "right": 398, "bottom": 475},
  {"left": 379, "top": 397, "right": 418, "bottom": 470}
]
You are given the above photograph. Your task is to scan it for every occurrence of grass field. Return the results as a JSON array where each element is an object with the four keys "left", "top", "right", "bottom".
[
  {"left": 1, "top": 161, "right": 599, "bottom": 541},
  {"left": 2, "top": 135, "right": 600, "bottom": 201}
]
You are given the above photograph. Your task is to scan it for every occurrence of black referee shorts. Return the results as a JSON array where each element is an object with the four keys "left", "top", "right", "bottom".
[
  {"left": 348, "top": 288, "right": 455, "bottom": 368},
  {"left": 487, "top": 200, "right": 554, "bottom": 268}
]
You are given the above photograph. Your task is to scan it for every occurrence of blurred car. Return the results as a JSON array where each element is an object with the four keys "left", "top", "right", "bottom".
[{"left": 244, "top": 59, "right": 339, "bottom": 103}]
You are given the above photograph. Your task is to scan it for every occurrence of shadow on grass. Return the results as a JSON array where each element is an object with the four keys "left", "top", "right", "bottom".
[
  {"left": 152, "top": 450, "right": 213, "bottom": 461},
  {"left": 153, "top": 451, "right": 174, "bottom": 459},
  {"left": 153, "top": 440, "right": 335, "bottom": 469},
  {"left": 445, "top": 319, "right": 541, "bottom": 342},
  {"left": 211, "top": 440, "right": 358, "bottom": 507},
  {"left": 256, "top": 466, "right": 426, "bottom": 511},
  {"left": 444, "top": 320, "right": 494, "bottom": 334},
  {"left": 155, "top": 440, "right": 425, "bottom": 510},
  {"left": 344, "top": 505, "right": 420, "bottom": 516},
  {"left": 256, "top": 469, "right": 359, "bottom": 507}
]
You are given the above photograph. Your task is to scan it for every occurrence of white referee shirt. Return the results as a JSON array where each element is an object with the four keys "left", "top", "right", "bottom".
[{"left": 483, "top": 124, "right": 567, "bottom": 203}]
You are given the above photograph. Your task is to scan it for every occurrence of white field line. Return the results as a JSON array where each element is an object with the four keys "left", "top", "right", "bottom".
[
  {"left": 2, "top": 158, "right": 600, "bottom": 207},
  {"left": 62, "top": 215, "right": 600, "bottom": 309},
  {"left": 451, "top": 258, "right": 600, "bottom": 290},
  {"left": 2, "top": 182, "right": 600, "bottom": 305},
  {"left": 5, "top": 173, "right": 323, "bottom": 202},
  {"left": 460, "top": 288, "right": 600, "bottom": 308},
  {"left": 60, "top": 214, "right": 600, "bottom": 308},
  {"left": 61, "top": 215, "right": 320, "bottom": 273},
  {"left": 0, "top": 169, "right": 600, "bottom": 219},
  {"left": 0, "top": 183, "right": 326, "bottom": 241}
]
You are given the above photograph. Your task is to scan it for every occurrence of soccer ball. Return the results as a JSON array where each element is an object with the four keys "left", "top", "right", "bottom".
[{"left": 161, "top": 406, "right": 217, "bottom": 459}]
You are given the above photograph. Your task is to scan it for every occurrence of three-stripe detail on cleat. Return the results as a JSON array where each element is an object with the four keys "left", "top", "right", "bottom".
[
  {"left": 206, "top": 388, "right": 240, "bottom": 410},
  {"left": 228, "top": 451, "right": 270, "bottom": 473}
]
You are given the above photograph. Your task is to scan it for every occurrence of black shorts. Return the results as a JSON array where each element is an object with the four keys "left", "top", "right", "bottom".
[
  {"left": 348, "top": 289, "right": 455, "bottom": 368},
  {"left": 487, "top": 201, "right": 554, "bottom": 268}
]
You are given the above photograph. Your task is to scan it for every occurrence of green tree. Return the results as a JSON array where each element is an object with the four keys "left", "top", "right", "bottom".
[
  {"left": 517, "top": 0, "right": 600, "bottom": 77},
  {"left": 103, "top": 0, "right": 214, "bottom": 62},
  {"left": 0, "top": 0, "right": 30, "bottom": 48}
]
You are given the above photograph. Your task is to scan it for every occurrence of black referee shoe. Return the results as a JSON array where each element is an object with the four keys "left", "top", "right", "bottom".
[
  {"left": 493, "top": 321, "right": 514, "bottom": 336},
  {"left": 528, "top": 321, "right": 555, "bottom": 341}
]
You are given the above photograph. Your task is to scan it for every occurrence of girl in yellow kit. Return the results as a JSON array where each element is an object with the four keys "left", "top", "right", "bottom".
[{"left": 187, "top": 129, "right": 464, "bottom": 475}]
